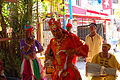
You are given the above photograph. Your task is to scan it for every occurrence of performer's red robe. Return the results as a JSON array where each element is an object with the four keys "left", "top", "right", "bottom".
[
  {"left": 71, "top": 33, "right": 79, "bottom": 65},
  {"left": 45, "top": 32, "right": 88, "bottom": 80}
]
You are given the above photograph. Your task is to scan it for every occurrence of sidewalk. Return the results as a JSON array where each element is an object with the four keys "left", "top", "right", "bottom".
[{"left": 75, "top": 61, "right": 87, "bottom": 80}]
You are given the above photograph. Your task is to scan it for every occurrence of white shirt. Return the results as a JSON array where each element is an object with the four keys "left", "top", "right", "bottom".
[{"left": 85, "top": 33, "right": 103, "bottom": 61}]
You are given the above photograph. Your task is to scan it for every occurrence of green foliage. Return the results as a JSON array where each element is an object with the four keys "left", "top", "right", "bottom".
[
  {"left": 54, "top": 0, "right": 66, "bottom": 16},
  {"left": 42, "top": 1, "right": 48, "bottom": 11},
  {"left": 0, "top": 0, "right": 66, "bottom": 78},
  {"left": 0, "top": 0, "right": 33, "bottom": 78}
]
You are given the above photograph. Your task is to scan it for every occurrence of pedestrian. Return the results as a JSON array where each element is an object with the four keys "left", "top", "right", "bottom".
[
  {"left": 85, "top": 23, "right": 103, "bottom": 62},
  {"left": 45, "top": 18, "right": 88, "bottom": 80},
  {"left": 66, "top": 22, "right": 72, "bottom": 33},
  {"left": 20, "top": 23, "right": 44, "bottom": 80}
]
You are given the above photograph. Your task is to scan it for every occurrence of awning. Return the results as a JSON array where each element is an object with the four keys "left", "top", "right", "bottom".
[
  {"left": 87, "top": 10, "right": 109, "bottom": 16},
  {"left": 65, "top": 14, "right": 111, "bottom": 21}
]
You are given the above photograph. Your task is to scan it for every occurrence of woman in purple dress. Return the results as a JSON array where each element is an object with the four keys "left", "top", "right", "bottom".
[{"left": 20, "top": 24, "right": 44, "bottom": 80}]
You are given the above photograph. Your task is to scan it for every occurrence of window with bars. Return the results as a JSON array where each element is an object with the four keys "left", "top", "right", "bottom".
[
  {"left": 77, "top": 24, "right": 104, "bottom": 41},
  {"left": 76, "top": 0, "right": 80, "bottom": 6},
  {"left": 112, "top": 0, "right": 118, "bottom": 3}
]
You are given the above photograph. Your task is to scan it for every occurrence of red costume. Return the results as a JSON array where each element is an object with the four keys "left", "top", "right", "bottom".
[
  {"left": 66, "top": 23, "right": 77, "bottom": 65},
  {"left": 45, "top": 18, "right": 88, "bottom": 80},
  {"left": 0, "top": 60, "right": 3, "bottom": 72},
  {"left": 66, "top": 23, "right": 72, "bottom": 28}
]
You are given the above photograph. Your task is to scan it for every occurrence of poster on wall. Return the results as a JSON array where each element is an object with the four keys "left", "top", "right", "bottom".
[{"left": 102, "top": 0, "right": 112, "bottom": 10}]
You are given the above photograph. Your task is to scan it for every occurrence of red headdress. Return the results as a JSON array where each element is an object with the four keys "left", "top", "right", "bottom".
[
  {"left": 48, "top": 18, "right": 70, "bottom": 35},
  {"left": 48, "top": 18, "right": 61, "bottom": 31},
  {"left": 24, "top": 22, "right": 34, "bottom": 33},
  {"left": 66, "top": 23, "right": 72, "bottom": 28}
]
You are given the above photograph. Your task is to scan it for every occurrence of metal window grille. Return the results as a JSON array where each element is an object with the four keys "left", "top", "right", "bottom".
[
  {"left": 76, "top": 0, "right": 80, "bottom": 6},
  {"left": 77, "top": 24, "right": 105, "bottom": 41}
]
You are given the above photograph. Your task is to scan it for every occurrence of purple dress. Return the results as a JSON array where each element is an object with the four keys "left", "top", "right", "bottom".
[
  {"left": 20, "top": 39, "right": 43, "bottom": 55},
  {"left": 20, "top": 39, "right": 44, "bottom": 80}
]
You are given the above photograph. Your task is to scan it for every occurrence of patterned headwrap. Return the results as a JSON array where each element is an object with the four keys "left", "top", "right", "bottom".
[
  {"left": 48, "top": 18, "right": 61, "bottom": 31},
  {"left": 66, "top": 23, "right": 72, "bottom": 28},
  {"left": 24, "top": 22, "right": 34, "bottom": 33},
  {"left": 102, "top": 43, "right": 111, "bottom": 49}
]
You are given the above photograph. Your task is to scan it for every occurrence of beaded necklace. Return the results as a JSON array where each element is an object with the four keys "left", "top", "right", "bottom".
[{"left": 54, "top": 34, "right": 68, "bottom": 52}]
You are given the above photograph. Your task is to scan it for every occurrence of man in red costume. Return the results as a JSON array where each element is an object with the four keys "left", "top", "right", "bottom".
[{"left": 45, "top": 18, "right": 88, "bottom": 80}]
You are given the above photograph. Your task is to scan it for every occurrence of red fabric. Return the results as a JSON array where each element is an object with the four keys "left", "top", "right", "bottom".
[
  {"left": 72, "top": 55, "right": 77, "bottom": 65},
  {"left": 0, "top": 60, "right": 3, "bottom": 71},
  {"left": 51, "top": 65, "right": 81, "bottom": 80},
  {"left": 28, "top": 26, "right": 34, "bottom": 33},
  {"left": 71, "top": 33, "right": 88, "bottom": 64},
  {"left": 58, "top": 51, "right": 67, "bottom": 67},
  {"left": 48, "top": 18, "right": 61, "bottom": 31},
  {"left": 24, "top": 26, "right": 34, "bottom": 33},
  {"left": 66, "top": 23, "right": 72, "bottom": 28},
  {"left": 21, "top": 59, "right": 36, "bottom": 80},
  {"left": 71, "top": 33, "right": 88, "bottom": 57},
  {"left": 45, "top": 31, "right": 88, "bottom": 80},
  {"left": 59, "top": 65, "right": 81, "bottom": 80}
]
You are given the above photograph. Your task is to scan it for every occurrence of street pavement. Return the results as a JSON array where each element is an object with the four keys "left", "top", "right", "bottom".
[
  {"left": 75, "top": 52, "right": 120, "bottom": 80},
  {"left": 75, "top": 61, "right": 87, "bottom": 80}
]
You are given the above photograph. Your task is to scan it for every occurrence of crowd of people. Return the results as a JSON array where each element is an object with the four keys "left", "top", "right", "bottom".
[{"left": 17, "top": 18, "right": 120, "bottom": 80}]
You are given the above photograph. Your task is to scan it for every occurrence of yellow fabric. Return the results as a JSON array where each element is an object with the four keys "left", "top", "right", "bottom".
[
  {"left": 87, "top": 76, "right": 92, "bottom": 80},
  {"left": 91, "top": 76, "right": 104, "bottom": 80},
  {"left": 85, "top": 33, "right": 102, "bottom": 62},
  {"left": 0, "top": 26, "right": 2, "bottom": 31},
  {"left": 91, "top": 75, "right": 116, "bottom": 80},
  {"left": 91, "top": 53, "right": 120, "bottom": 80}
]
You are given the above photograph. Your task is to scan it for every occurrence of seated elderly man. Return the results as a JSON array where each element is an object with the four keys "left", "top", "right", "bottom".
[{"left": 91, "top": 43, "right": 120, "bottom": 80}]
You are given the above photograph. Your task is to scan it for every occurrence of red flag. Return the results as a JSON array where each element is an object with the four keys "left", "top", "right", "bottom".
[{"left": 102, "top": 0, "right": 112, "bottom": 10}]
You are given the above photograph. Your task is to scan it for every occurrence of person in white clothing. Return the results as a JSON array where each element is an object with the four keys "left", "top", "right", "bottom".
[{"left": 85, "top": 23, "right": 103, "bottom": 62}]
